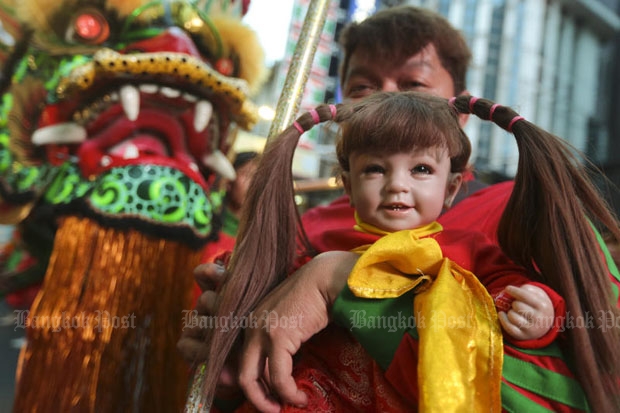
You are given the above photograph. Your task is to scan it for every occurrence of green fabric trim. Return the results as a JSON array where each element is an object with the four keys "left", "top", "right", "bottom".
[
  {"left": 332, "top": 287, "right": 416, "bottom": 371},
  {"left": 331, "top": 284, "right": 590, "bottom": 411},
  {"left": 504, "top": 342, "right": 564, "bottom": 358},
  {"left": 502, "top": 354, "right": 589, "bottom": 411},
  {"left": 221, "top": 207, "right": 239, "bottom": 237},
  {"left": 592, "top": 225, "right": 620, "bottom": 301},
  {"left": 406, "top": 323, "right": 419, "bottom": 340},
  {"left": 501, "top": 382, "right": 555, "bottom": 413}
]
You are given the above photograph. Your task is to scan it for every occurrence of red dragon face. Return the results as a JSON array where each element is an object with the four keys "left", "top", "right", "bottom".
[
  {"left": 0, "top": 0, "right": 265, "bottom": 243},
  {"left": 30, "top": 3, "right": 262, "bottom": 186},
  {"left": 40, "top": 26, "right": 255, "bottom": 187}
]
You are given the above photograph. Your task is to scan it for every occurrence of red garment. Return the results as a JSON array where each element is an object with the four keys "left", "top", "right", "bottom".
[
  {"left": 227, "top": 222, "right": 567, "bottom": 412},
  {"left": 290, "top": 226, "right": 572, "bottom": 413},
  {"left": 286, "top": 181, "right": 587, "bottom": 412},
  {"left": 437, "top": 180, "right": 513, "bottom": 242},
  {"left": 328, "top": 225, "right": 565, "bottom": 348},
  {"left": 301, "top": 180, "right": 567, "bottom": 347},
  {"left": 301, "top": 181, "right": 513, "bottom": 253},
  {"left": 216, "top": 180, "right": 599, "bottom": 412},
  {"left": 382, "top": 331, "right": 583, "bottom": 412},
  {"left": 201, "top": 232, "right": 236, "bottom": 264},
  {"left": 229, "top": 326, "right": 412, "bottom": 413},
  {"left": 302, "top": 180, "right": 620, "bottom": 308},
  {"left": 427, "top": 228, "right": 564, "bottom": 348}
]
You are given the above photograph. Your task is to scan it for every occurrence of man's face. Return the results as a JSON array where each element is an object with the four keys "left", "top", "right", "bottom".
[
  {"left": 342, "top": 44, "right": 456, "bottom": 101},
  {"left": 228, "top": 160, "right": 258, "bottom": 211}
]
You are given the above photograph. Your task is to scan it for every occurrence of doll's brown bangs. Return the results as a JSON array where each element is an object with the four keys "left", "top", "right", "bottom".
[{"left": 338, "top": 92, "right": 468, "bottom": 166}]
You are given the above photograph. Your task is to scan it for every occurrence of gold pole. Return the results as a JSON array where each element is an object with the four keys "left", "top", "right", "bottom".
[
  {"left": 267, "top": 0, "right": 332, "bottom": 139},
  {"left": 184, "top": 1, "right": 331, "bottom": 411}
]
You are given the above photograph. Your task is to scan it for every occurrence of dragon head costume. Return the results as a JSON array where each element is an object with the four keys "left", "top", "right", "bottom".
[{"left": 0, "top": 0, "right": 265, "bottom": 411}]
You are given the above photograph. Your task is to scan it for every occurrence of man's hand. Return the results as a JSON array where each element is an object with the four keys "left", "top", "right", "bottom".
[
  {"left": 177, "top": 262, "right": 226, "bottom": 363},
  {"left": 237, "top": 251, "right": 359, "bottom": 413},
  {"left": 177, "top": 262, "right": 242, "bottom": 399}
]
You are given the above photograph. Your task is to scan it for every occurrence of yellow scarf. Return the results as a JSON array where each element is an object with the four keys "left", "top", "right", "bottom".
[{"left": 349, "top": 214, "right": 503, "bottom": 412}]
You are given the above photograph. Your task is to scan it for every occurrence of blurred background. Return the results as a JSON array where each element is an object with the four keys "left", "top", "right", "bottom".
[{"left": 241, "top": 0, "right": 620, "bottom": 214}]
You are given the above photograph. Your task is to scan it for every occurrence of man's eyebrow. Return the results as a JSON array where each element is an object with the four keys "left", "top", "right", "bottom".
[
  {"left": 404, "top": 47, "right": 438, "bottom": 70},
  {"left": 403, "top": 57, "right": 433, "bottom": 71}
]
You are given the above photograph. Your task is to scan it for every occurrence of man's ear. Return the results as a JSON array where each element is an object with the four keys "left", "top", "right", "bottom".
[
  {"left": 444, "top": 173, "right": 463, "bottom": 209},
  {"left": 458, "top": 112, "right": 469, "bottom": 128}
]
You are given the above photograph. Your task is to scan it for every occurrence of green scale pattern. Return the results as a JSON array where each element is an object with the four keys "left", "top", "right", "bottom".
[{"left": 0, "top": 133, "right": 214, "bottom": 238}]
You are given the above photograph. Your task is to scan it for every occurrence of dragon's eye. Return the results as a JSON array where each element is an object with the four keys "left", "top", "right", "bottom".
[{"left": 66, "top": 9, "right": 110, "bottom": 45}]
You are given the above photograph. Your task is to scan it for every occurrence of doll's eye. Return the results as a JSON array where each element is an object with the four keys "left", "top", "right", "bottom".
[
  {"left": 363, "top": 164, "right": 384, "bottom": 174},
  {"left": 412, "top": 164, "right": 433, "bottom": 174},
  {"left": 66, "top": 9, "right": 110, "bottom": 45}
]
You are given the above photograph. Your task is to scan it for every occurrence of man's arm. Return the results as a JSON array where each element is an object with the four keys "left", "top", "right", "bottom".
[
  {"left": 237, "top": 250, "right": 357, "bottom": 412},
  {"left": 177, "top": 251, "right": 359, "bottom": 412}
]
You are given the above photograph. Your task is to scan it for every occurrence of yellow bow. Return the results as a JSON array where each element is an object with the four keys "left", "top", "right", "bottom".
[{"left": 348, "top": 222, "right": 503, "bottom": 412}]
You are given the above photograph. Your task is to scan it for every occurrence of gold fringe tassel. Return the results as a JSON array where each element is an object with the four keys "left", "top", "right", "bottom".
[{"left": 13, "top": 216, "right": 201, "bottom": 412}]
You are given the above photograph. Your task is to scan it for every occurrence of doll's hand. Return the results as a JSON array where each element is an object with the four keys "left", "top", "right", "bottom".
[
  {"left": 238, "top": 250, "right": 358, "bottom": 413},
  {"left": 497, "top": 284, "right": 554, "bottom": 341}
]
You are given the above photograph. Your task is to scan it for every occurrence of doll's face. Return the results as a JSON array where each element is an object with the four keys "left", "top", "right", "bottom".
[{"left": 342, "top": 147, "right": 462, "bottom": 232}]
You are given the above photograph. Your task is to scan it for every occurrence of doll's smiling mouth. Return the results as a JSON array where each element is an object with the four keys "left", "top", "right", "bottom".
[{"left": 384, "top": 203, "right": 412, "bottom": 211}]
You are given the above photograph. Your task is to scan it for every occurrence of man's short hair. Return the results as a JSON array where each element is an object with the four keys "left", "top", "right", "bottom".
[
  {"left": 338, "top": 6, "right": 472, "bottom": 94},
  {"left": 233, "top": 151, "right": 259, "bottom": 170}
]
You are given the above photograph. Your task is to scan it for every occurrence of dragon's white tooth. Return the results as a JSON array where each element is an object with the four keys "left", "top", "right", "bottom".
[
  {"left": 183, "top": 93, "right": 198, "bottom": 102},
  {"left": 194, "top": 100, "right": 213, "bottom": 133},
  {"left": 100, "top": 155, "right": 112, "bottom": 167},
  {"left": 202, "top": 150, "right": 236, "bottom": 180},
  {"left": 120, "top": 85, "right": 140, "bottom": 121},
  {"left": 32, "top": 122, "right": 87, "bottom": 145},
  {"left": 160, "top": 86, "right": 181, "bottom": 98},
  {"left": 139, "top": 84, "right": 159, "bottom": 94},
  {"left": 189, "top": 163, "right": 199, "bottom": 172},
  {"left": 122, "top": 143, "right": 140, "bottom": 160}
]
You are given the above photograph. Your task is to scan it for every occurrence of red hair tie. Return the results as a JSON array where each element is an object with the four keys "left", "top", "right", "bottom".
[
  {"left": 488, "top": 104, "right": 500, "bottom": 120},
  {"left": 309, "top": 109, "right": 320, "bottom": 124},
  {"left": 293, "top": 121, "right": 304, "bottom": 134},
  {"left": 328, "top": 104, "right": 337, "bottom": 119},
  {"left": 507, "top": 116, "right": 524, "bottom": 132},
  {"left": 448, "top": 97, "right": 458, "bottom": 114},
  {"left": 468, "top": 96, "right": 479, "bottom": 113}
]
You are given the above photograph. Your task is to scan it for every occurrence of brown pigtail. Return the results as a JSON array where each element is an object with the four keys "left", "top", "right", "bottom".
[
  {"left": 452, "top": 95, "right": 620, "bottom": 411},
  {"left": 201, "top": 104, "right": 341, "bottom": 405}
]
